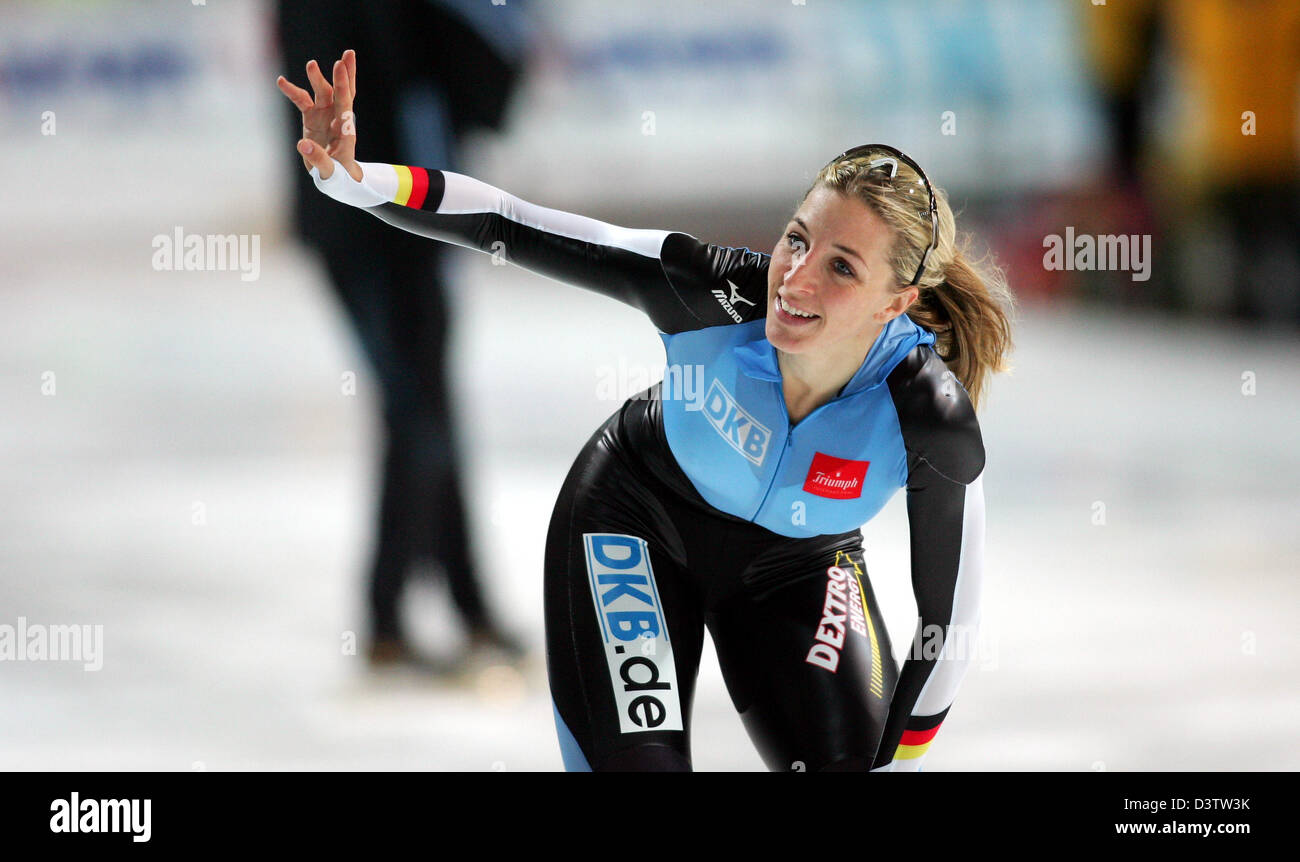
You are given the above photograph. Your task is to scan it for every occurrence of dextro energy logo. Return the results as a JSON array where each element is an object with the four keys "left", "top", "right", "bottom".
[
  {"left": 1042, "top": 227, "right": 1151, "bottom": 282},
  {"left": 711, "top": 278, "right": 757, "bottom": 323},
  {"left": 806, "top": 565, "right": 869, "bottom": 674},
  {"left": 583, "top": 533, "right": 682, "bottom": 733},
  {"left": 702, "top": 378, "right": 771, "bottom": 465}
]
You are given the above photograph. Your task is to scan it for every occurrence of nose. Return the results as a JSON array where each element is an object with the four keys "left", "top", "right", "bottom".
[{"left": 782, "top": 249, "right": 818, "bottom": 297}]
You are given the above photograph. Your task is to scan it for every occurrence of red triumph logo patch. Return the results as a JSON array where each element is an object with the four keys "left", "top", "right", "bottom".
[{"left": 803, "top": 452, "right": 869, "bottom": 499}]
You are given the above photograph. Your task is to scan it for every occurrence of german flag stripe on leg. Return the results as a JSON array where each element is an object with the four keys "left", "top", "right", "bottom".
[{"left": 895, "top": 709, "right": 948, "bottom": 760}]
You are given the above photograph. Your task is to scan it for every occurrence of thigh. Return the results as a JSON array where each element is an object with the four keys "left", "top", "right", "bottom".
[
  {"left": 544, "top": 421, "right": 704, "bottom": 771},
  {"left": 709, "top": 545, "right": 898, "bottom": 772}
]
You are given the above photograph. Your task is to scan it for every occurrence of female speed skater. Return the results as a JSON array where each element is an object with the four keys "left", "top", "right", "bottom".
[{"left": 278, "top": 50, "right": 1015, "bottom": 772}]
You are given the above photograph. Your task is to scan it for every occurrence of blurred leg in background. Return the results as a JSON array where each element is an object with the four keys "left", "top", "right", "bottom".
[{"left": 320, "top": 244, "right": 508, "bottom": 660}]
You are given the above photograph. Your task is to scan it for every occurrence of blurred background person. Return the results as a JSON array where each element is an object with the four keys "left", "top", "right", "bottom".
[
  {"left": 1079, "top": 0, "right": 1300, "bottom": 323},
  {"left": 1160, "top": 0, "right": 1300, "bottom": 325},
  {"left": 275, "top": 0, "right": 530, "bottom": 668}
]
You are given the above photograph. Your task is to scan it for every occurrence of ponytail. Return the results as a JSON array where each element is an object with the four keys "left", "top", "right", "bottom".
[{"left": 906, "top": 239, "right": 1016, "bottom": 412}]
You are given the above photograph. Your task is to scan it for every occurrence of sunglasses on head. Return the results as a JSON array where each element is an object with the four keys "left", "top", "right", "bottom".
[{"left": 830, "top": 144, "right": 939, "bottom": 287}]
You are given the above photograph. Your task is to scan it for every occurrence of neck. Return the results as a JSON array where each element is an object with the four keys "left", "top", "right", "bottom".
[{"left": 776, "top": 322, "right": 884, "bottom": 420}]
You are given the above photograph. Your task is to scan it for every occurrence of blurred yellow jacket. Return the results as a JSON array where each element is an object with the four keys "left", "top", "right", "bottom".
[{"left": 1168, "top": 0, "right": 1300, "bottom": 189}]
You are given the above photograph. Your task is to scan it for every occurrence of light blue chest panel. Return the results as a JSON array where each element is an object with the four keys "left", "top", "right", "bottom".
[{"left": 659, "top": 315, "right": 936, "bottom": 538}]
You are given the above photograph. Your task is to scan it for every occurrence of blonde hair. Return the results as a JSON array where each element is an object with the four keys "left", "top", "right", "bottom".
[{"left": 807, "top": 151, "right": 1016, "bottom": 411}]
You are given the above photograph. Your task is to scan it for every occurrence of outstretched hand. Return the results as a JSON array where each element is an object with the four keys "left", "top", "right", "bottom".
[{"left": 276, "top": 49, "right": 360, "bottom": 181}]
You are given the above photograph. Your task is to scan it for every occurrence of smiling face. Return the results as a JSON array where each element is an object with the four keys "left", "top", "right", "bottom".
[{"left": 766, "top": 184, "right": 918, "bottom": 364}]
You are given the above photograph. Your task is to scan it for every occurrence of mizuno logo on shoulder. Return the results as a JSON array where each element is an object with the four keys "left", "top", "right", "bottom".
[{"left": 711, "top": 279, "right": 756, "bottom": 323}]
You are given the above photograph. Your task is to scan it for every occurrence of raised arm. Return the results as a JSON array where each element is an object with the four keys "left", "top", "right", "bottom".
[
  {"left": 278, "top": 50, "right": 771, "bottom": 334},
  {"left": 873, "top": 347, "right": 987, "bottom": 772},
  {"left": 315, "top": 159, "right": 677, "bottom": 315},
  {"left": 311, "top": 159, "right": 771, "bottom": 334}
]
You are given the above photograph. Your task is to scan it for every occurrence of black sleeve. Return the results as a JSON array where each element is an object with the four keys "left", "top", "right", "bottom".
[{"left": 358, "top": 166, "right": 771, "bottom": 334}]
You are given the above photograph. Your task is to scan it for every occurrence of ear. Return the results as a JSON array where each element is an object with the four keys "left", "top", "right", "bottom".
[{"left": 877, "top": 285, "right": 920, "bottom": 322}]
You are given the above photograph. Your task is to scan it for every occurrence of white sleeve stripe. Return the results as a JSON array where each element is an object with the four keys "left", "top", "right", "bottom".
[
  {"left": 913, "top": 469, "right": 985, "bottom": 716},
  {"left": 438, "top": 171, "right": 671, "bottom": 260},
  {"left": 357, "top": 161, "right": 399, "bottom": 203}
]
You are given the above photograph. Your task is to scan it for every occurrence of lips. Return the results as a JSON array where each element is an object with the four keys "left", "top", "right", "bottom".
[{"left": 775, "top": 293, "right": 820, "bottom": 324}]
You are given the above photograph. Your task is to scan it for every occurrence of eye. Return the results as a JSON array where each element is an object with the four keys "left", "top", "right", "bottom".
[
  {"left": 786, "top": 232, "right": 806, "bottom": 252},
  {"left": 833, "top": 259, "right": 854, "bottom": 278}
]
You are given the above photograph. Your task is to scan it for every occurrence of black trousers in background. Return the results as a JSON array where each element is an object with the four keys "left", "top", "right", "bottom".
[{"left": 321, "top": 246, "right": 490, "bottom": 640}]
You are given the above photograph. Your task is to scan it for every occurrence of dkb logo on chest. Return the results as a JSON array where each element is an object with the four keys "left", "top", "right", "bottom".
[{"left": 701, "top": 378, "right": 771, "bottom": 465}]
